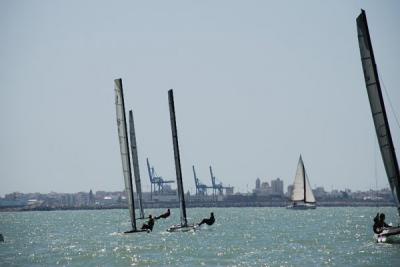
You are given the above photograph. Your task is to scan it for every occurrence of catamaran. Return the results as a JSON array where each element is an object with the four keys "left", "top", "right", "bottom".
[
  {"left": 129, "top": 110, "right": 145, "bottom": 219},
  {"left": 166, "top": 89, "right": 197, "bottom": 232},
  {"left": 114, "top": 79, "right": 148, "bottom": 233},
  {"left": 356, "top": 10, "right": 400, "bottom": 241},
  {"left": 287, "top": 155, "right": 316, "bottom": 209}
]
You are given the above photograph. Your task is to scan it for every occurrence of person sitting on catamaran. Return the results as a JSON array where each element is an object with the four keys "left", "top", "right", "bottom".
[
  {"left": 373, "top": 213, "right": 391, "bottom": 234},
  {"left": 141, "top": 215, "right": 155, "bottom": 231},
  {"left": 155, "top": 208, "right": 170, "bottom": 220},
  {"left": 198, "top": 212, "right": 215, "bottom": 226}
]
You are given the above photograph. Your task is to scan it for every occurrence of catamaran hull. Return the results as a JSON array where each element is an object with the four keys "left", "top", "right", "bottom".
[
  {"left": 286, "top": 203, "right": 316, "bottom": 210},
  {"left": 375, "top": 227, "right": 400, "bottom": 243},
  {"left": 166, "top": 224, "right": 198, "bottom": 232},
  {"left": 123, "top": 229, "right": 150, "bottom": 234}
]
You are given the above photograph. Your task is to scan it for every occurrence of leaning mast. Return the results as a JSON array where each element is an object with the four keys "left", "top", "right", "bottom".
[
  {"left": 114, "top": 79, "right": 137, "bottom": 231},
  {"left": 356, "top": 10, "right": 400, "bottom": 214},
  {"left": 129, "top": 110, "right": 145, "bottom": 219},
  {"left": 168, "top": 89, "right": 188, "bottom": 227}
]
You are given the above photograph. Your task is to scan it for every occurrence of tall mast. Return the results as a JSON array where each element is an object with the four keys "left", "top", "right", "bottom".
[
  {"left": 193, "top": 165, "right": 198, "bottom": 195},
  {"left": 357, "top": 10, "right": 400, "bottom": 214},
  {"left": 168, "top": 89, "right": 188, "bottom": 227},
  {"left": 129, "top": 110, "right": 145, "bottom": 219},
  {"left": 114, "top": 78, "right": 136, "bottom": 231}
]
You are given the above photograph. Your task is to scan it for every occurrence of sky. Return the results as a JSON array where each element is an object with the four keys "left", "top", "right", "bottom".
[{"left": 0, "top": 0, "right": 399, "bottom": 196}]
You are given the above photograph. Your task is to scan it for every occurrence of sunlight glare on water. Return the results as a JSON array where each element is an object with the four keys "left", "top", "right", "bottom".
[{"left": 1, "top": 207, "right": 400, "bottom": 266}]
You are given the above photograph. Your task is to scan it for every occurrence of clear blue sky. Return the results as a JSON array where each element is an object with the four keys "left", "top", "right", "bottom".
[{"left": 1, "top": 0, "right": 399, "bottom": 196}]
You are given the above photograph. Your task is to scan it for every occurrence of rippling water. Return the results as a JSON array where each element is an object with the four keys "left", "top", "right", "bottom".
[{"left": 1, "top": 207, "right": 399, "bottom": 266}]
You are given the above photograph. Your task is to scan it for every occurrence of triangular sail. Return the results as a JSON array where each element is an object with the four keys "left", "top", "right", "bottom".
[
  {"left": 291, "top": 156, "right": 305, "bottom": 202},
  {"left": 114, "top": 79, "right": 136, "bottom": 230},
  {"left": 129, "top": 110, "right": 145, "bottom": 219},
  {"left": 291, "top": 156, "right": 315, "bottom": 203},
  {"left": 304, "top": 168, "right": 316, "bottom": 203},
  {"left": 168, "top": 89, "right": 187, "bottom": 227},
  {"left": 356, "top": 10, "right": 400, "bottom": 212}
]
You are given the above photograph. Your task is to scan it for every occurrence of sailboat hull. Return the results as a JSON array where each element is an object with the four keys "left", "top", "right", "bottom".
[
  {"left": 124, "top": 229, "right": 150, "bottom": 234},
  {"left": 166, "top": 224, "right": 198, "bottom": 232},
  {"left": 286, "top": 203, "right": 316, "bottom": 210}
]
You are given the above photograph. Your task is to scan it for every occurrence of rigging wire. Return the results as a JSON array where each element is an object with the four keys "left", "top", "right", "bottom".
[{"left": 378, "top": 70, "right": 400, "bottom": 130}]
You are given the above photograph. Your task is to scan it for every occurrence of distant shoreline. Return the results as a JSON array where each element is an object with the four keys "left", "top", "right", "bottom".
[{"left": 0, "top": 201, "right": 395, "bottom": 212}]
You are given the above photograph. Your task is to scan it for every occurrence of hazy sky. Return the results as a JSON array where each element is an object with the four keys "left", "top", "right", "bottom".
[{"left": 1, "top": 0, "right": 399, "bottom": 196}]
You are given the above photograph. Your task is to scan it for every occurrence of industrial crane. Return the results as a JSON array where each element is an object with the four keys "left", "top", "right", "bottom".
[
  {"left": 192, "top": 165, "right": 212, "bottom": 195},
  {"left": 146, "top": 158, "right": 174, "bottom": 199},
  {"left": 209, "top": 166, "right": 234, "bottom": 196}
]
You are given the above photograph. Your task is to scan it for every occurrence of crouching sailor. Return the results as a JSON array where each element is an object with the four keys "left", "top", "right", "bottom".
[
  {"left": 141, "top": 215, "right": 155, "bottom": 232},
  {"left": 373, "top": 213, "right": 391, "bottom": 234},
  {"left": 198, "top": 212, "right": 215, "bottom": 227}
]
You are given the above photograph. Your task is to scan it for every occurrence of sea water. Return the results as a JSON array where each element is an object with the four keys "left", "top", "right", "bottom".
[{"left": 1, "top": 207, "right": 399, "bottom": 266}]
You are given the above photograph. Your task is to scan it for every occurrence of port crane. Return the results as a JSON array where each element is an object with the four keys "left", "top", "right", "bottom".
[
  {"left": 209, "top": 166, "right": 233, "bottom": 196},
  {"left": 146, "top": 158, "right": 174, "bottom": 199},
  {"left": 192, "top": 165, "right": 212, "bottom": 195}
]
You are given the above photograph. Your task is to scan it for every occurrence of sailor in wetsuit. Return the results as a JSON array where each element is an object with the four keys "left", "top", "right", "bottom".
[
  {"left": 198, "top": 212, "right": 215, "bottom": 226},
  {"left": 155, "top": 208, "right": 170, "bottom": 220},
  {"left": 141, "top": 215, "right": 155, "bottom": 231},
  {"left": 373, "top": 213, "right": 391, "bottom": 234}
]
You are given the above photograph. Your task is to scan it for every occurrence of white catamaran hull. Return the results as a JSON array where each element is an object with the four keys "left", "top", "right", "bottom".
[
  {"left": 286, "top": 203, "right": 316, "bottom": 210},
  {"left": 166, "top": 224, "right": 198, "bottom": 233},
  {"left": 375, "top": 227, "right": 400, "bottom": 243}
]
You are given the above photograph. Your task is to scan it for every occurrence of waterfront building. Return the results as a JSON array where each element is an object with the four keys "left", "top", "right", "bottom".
[
  {"left": 271, "top": 178, "right": 284, "bottom": 196},
  {"left": 255, "top": 178, "right": 261, "bottom": 190},
  {"left": 313, "top": 187, "right": 327, "bottom": 199},
  {"left": 253, "top": 179, "right": 272, "bottom": 196}
]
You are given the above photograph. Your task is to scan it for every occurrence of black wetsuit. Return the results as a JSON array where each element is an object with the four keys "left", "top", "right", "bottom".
[
  {"left": 198, "top": 215, "right": 215, "bottom": 226},
  {"left": 141, "top": 218, "right": 155, "bottom": 231},
  {"left": 373, "top": 220, "right": 390, "bottom": 234},
  {"left": 155, "top": 210, "right": 170, "bottom": 220}
]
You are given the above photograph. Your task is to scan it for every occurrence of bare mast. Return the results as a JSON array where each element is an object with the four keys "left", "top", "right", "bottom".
[
  {"left": 168, "top": 89, "right": 188, "bottom": 227},
  {"left": 129, "top": 110, "right": 145, "bottom": 219}
]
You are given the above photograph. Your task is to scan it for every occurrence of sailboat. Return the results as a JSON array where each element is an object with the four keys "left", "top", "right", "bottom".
[
  {"left": 287, "top": 155, "right": 316, "bottom": 209},
  {"left": 129, "top": 110, "right": 145, "bottom": 219},
  {"left": 166, "top": 89, "right": 197, "bottom": 232},
  {"left": 356, "top": 10, "right": 400, "bottom": 240},
  {"left": 114, "top": 79, "right": 148, "bottom": 233}
]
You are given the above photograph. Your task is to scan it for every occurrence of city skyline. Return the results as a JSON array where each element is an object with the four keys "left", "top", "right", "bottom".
[
  {"left": 1, "top": 1, "right": 400, "bottom": 196},
  {"left": 0, "top": 175, "right": 392, "bottom": 198}
]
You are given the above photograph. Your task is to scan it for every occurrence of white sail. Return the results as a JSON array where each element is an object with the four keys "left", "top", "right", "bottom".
[
  {"left": 129, "top": 110, "right": 145, "bottom": 219},
  {"left": 168, "top": 89, "right": 188, "bottom": 227},
  {"left": 291, "top": 156, "right": 315, "bottom": 203},
  {"left": 304, "top": 169, "right": 316, "bottom": 203},
  {"left": 291, "top": 156, "right": 305, "bottom": 202},
  {"left": 114, "top": 79, "right": 137, "bottom": 230}
]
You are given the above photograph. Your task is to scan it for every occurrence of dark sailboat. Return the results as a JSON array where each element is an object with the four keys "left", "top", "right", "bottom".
[
  {"left": 129, "top": 110, "right": 145, "bottom": 219},
  {"left": 357, "top": 10, "right": 400, "bottom": 213},
  {"left": 357, "top": 10, "right": 400, "bottom": 241},
  {"left": 114, "top": 79, "right": 148, "bottom": 233},
  {"left": 166, "top": 89, "right": 197, "bottom": 232}
]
